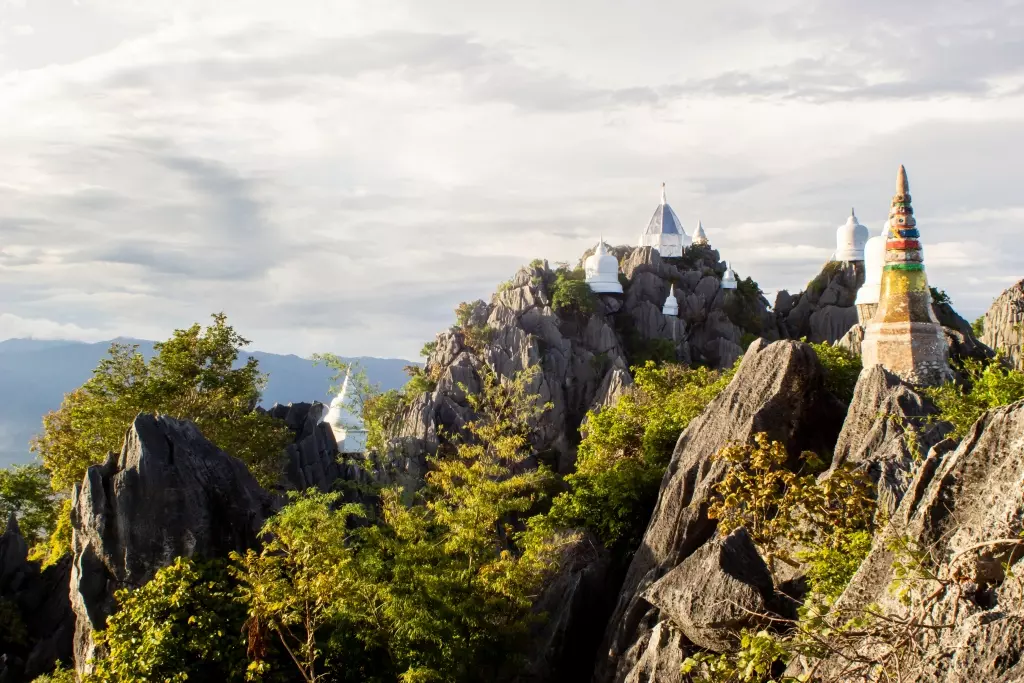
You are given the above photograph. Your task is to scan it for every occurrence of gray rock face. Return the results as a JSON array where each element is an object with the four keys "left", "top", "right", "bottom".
[
  {"left": 642, "top": 528, "right": 775, "bottom": 652},
  {"left": 620, "top": 620, "right": 688, "bottom": 683},
  {"left": 776, "top": 261, "right": 864, "bottom": 343},
  {"left": 596, "top": 339, "right": 847, "bottom": 683},
  {"left": 829, "top": 365, "right": 951, "bottom": 516},
  {"left": 791, "top": 399, "right": 1024, "bottom": 682},
  {"left": 0, "top": 515, "right": 75, "bottom": 681},
  {"left": 981, "top": 279, "right": 1024, "bottom": 371},
  {"left": 71, "top": 414, "right": 276, "bottom": 673},
  {"left": 266, "top": 401, "right": 344, "bottom": 492}
]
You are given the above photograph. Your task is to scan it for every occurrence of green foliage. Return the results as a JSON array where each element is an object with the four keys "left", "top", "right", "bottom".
[
  {"left": 724, "top": 276, "right": 766, "bottom": 334},
  {"left": 453, "top": 301, "right": 495, "bottom": 351},
  {"left": 89, "top": 557, "right": 248, "bottom": 683},
  {"left": 31, "top": 662, "right": 76, "bottom": 683},
  {"left": 924, "top": 356, "right": 1024, "bottom": 439},
  {"left": 709, "top": 433, "right": 875, "bottom": 580},
  {"left": 740, "top": 332, "right": 759, "bottom": 351},
  {"left": 797, "top": 529, "right": 873, "bottom": 604},
  {"left": 33, "top": 313, "right": 291, "bottom": 490},
  {"left": 972, "top": 315, "right": 985, "bottom": 338},
  {"left": 0, "top": 463, "right": 58, "bottom": 548},
  {"left": 31, "top": 498, "right": 73, "bottom": 568},
  {"left": 0, "top": 597, "right": 28, "bottom": 649},
  {"left": 682, "top": 629, "right": 796, "bottom": 682},
  {"left": 544, "top": 361, "right": 735, "bottom": 554},
  {"left": 550, "top": 267, "right": 597, "bottom": 315},
  {"left": 420, "top": 340, "right": 437, "bottom": 358},
  {"left": 403, "top": 365, "right": 437, "bottom": 396},
  {"left": 807, "top": 340, "right": 863, "bottom": 403},
  {"left": 230, "top": 366, "right": 567, "bottom": 682},
  {"left": 929, "top": 287, "right": 951, "bottom": 306}
]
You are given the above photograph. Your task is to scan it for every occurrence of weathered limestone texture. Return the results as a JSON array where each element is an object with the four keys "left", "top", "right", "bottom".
[{"left": 861, "top": 166, "right": 952, "bottom": 386}]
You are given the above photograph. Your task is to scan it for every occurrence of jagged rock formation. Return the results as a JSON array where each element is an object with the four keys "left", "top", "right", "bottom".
[
  {"left": 828, "top": 365, "right": 953, "bottom": 516},
  {"left": 788, "top": 399, "right": 1024, "bottom": 681},
  {"left": 595, "top": 339, "right": 847, "bottom": 682},
  {"left": 266, "top": 401, "right": 345, "bottom": 492},
  {"left": 981, "top": 279, "right": 1024, "bottom": 370},
  {"left": 397, "top": 246, "right": 776, "bottom": 475},
  {"left": 775, "top": 261, "right": 864, "bottom": 344},
  {"left": 70, "top": 414, "right": 276, "bottom": 673},
  {"left": 0, "top": 515, "right": 74, "bottom": 681}
]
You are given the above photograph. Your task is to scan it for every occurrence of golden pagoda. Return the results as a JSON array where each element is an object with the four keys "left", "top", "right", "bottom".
[{"left": 860, "top": 165, "right": 952, "bottom": 386}]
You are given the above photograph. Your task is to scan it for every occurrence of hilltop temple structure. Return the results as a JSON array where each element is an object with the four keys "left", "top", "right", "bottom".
[
  {"left": 833, "top": 209, "right": 869, "bottom": 262},
  {"left": 855, "top": 219, "right": 889, "bottom": 323},
  {"left": 584, "top": 240, "right": 623, "bottom": 294},
  {"left": 322, "top": 369, "right": 369, "bottom": 453},
  {"left": 692, "top": 221, "right": 709, "bottom": 246},
  {"left": 722, "top": 262, "right": 738, "bottom": 290},
  {"left": 860, "top": 166, "right": 952, "bottom": 386},
  {"left": 639, "top": 183, "right": 689, "bottom": 257},
  {"left": 662, "top": 284, "right": 679, "bottom": 316}
]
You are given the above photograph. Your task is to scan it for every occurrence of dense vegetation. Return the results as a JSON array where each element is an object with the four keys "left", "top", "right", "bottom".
[
  {"left": 543, "top": 360, "right": 737, "bottom": 557},
  {"left": 924, "top": 355, "right": 1024, "bottom": 438}
]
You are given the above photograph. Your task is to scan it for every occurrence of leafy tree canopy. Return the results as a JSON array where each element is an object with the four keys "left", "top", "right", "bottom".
[
  {"left": 0, "top": 464, "right": 58, "bottom": 548},
  {"left": 32, "top": 313, "right": 291, "bottom": 491}
]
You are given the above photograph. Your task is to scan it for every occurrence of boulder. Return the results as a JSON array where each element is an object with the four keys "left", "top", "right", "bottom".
[
  {"left": 621, "top": 620, "right": 689, "bottom": 683},
  {"left": 70, "top": 414, "right": 276, "bottom": 673},
  {"left": 777, "top": 261, "right": 864, "bottom": 344},
  {"left": 981, "top": 279, "right": 1024, "bottom": 371},
  {"left": 596, "top": 339, "right": 847, "bottom": 683},
  {"left": 642, "top": 528, "right": 775, "bottom": 652}
]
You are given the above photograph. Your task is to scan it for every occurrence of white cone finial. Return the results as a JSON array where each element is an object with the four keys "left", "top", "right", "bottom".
[{"left": 660, "top": 183, "right": 667, "bottom": 205}]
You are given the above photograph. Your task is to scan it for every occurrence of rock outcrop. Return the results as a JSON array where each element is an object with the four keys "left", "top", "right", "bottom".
[
  {"left": 981, "top": 279, "right": 1024, "bottom": 370},
  {"left": 397, "top": 247, "right": 777, "bottom": 476},
  {"left": 829, "top": 365, "right": 952, "bottom": 516},
  {"left": 595, "top": 339, "right": 847, "bottom": 683},
  {"left": 70, "top": 414, "right": 276, "bottom": 673},
  {"left": 789, "top": 399, "right": 1024, "bottom": 682},
  {"left": 775, "top": 261, "right": 864, "bottom": 344},
  {"left": 0, "top": 515, "right": 74, "bottom": 681}
]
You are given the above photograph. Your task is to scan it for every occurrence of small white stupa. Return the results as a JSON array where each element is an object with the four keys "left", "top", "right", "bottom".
[
  {"left": 640, "top": 183, "right": 689, "bottom": 257},
  {"left": 721, "top": 262, "right": 738, "bottom": 290},
  {"left": 322, "top": 368, "right": 368, "bottom": 453},
  {"left": 854, "top": 220, "right": 889, "bottom": 323},
  {"left": 692, "top": 220, "right": 709, "bottom": 246},
  {"left": 662, "top": 284, "right": 679, "bottom": 316},
  {"left": 833, "top": 208, "right": 870, "bottom": 262},
  {"left": 584, "top": 239, "right": 623, "bottom": 294}
]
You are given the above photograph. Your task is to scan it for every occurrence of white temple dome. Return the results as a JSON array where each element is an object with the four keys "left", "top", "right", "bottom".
[
  {"left": 662, "top": 284, "right": 679, "bottom": 316},
  {"left": 320, "top": 368, "right": 369, "bottom": 453},
  {"left": 855, "top": 220, "right": 889, "bottom": 307},
  {"left": 640, "top": 183, "right": 690, "bottom": 257},
  {"left": 692, "top": 220, "right": 708, "bottom": 246},
  {"left": 584, "top": 239, "right": 623, "bottom": 294},
  {"left": 834, "top": 208, "right": 870, "bottom": 262},
  {"left": 721, "top": 262, "right": 738, "bottom": 290}
]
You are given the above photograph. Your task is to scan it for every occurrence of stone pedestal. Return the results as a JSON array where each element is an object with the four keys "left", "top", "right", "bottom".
[{"left": 861, "top": 321, "right": 952, "bottom": 386}]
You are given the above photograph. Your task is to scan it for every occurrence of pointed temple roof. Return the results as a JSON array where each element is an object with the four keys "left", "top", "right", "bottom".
[
  {"left": 692, "top": 220, "right": 708, "bottom": 244},
  {"left": 644, "top": 182, "right": 686, "bottom": 237}
]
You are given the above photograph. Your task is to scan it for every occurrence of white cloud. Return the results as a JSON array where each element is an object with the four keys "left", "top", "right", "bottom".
[{"left": 0, "top": 313, "right": 112, "bottom": 341}]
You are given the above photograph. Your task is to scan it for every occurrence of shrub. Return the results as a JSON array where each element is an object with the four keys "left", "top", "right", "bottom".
[
  {"left": 924, "top": 356, "right": 1024, "bottom": 439},
  {"left": 550, "top": 267, "right": 597, "bottom": 315},
  {"left": 807, "top": 340, "right": 862, "bottom": 403},
  {"left": 0, "top": 464, "right": 58, "bottom": 548},
  {"left": 972, "top": 315, "right": 985, "bottom": 337},
  {"left": 544, "top": 361, "right": 736, "bottom": 555},
  {"left": 929, "top": 287, "right": 951, "bottom": 305}
]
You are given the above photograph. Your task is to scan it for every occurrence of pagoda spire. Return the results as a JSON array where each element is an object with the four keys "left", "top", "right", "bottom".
[
  {"left": 861, "top": 165, "right": 951, "bottom": 386},
  {"left": 660, "top": 182, "right": 666, "bottom": 205}
]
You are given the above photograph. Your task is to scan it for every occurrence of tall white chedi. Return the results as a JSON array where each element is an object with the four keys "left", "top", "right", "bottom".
[
  {"left": 584, "top": 239, "right": 623, "bottom": 294},
  {"left": 639, "top": 183, "right": 689, "bottom": 257},
  {"left": 854, "top": 220, "right": 889, "bottom": 323},
  {"left": 833, "top": 208, "right": 870, "bottom": 262},
  {"left": 721, "top": 262, "right": 738, "bottom": 290},
  {"left": 662, "top": 284, "right": 679, "bottom": 316},
  {"left": 321, "top": 368, "right": 369, "bottom": 453}
]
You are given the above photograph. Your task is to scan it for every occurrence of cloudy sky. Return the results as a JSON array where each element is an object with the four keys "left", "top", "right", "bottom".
[{"left": 0, "top": 0, "right": 1022, "bottom": 360}]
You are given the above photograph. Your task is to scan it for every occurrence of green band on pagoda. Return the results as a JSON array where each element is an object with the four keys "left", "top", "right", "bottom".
[{"left": 884, "top": 263, "right": 924, "bottom": 272}]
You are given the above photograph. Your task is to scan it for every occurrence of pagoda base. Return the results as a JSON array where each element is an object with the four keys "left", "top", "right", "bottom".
[
  {"left": 856, "top": 303, "right": 878, "bottom": 326},
  {"left": 861, "top": 320, "right": 952, "bottom": 387}
]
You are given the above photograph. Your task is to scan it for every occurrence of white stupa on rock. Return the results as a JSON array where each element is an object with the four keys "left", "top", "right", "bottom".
[
  {"left": 321, "top": 368, "right": 368, "bottom": 453},
  {"left": 692, "top": 220, "right": 709, "bottom": 246},
  {"left": 721, "top": 262, "right": 738, "bottom": 290},
  {"left": 640, "top": 183, "right": 689, "bottom": 257},
  {"left": 662, "top": 284, "right": 679, "bottom": 316},
  {"left": 833, "top": 208, "right": 870, "bottom": 262},
  {"left": 854, "top": 219, "right": 889, "bottom": 322},
  {"left": 584, "top": 239, "right": 623, "bottom": 294}
]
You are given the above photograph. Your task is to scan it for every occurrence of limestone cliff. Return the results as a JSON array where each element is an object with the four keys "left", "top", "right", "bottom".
[{"left": 981, "top": 279, "right": 1024, "bottom": 370}]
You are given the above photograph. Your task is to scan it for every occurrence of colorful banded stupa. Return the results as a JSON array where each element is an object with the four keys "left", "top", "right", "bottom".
[{"left": 860, "top": 165, "right": 952, "bottom": 386}]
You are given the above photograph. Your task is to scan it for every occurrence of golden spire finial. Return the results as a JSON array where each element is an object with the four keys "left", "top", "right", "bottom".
[{"left": 897, "top": 165, "right": 909, "bottom": 194}]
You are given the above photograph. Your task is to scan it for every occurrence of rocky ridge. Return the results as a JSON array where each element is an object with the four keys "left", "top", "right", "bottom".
[{"left": 981, "top": 278, "right": 1024, "bottom": 370}]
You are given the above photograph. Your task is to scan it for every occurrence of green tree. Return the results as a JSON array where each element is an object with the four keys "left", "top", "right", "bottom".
[
  {"left": 32, "top": 313, "right": 291, "bottom": 490},
  {"left": 924, "top": 356, "right": 1024, "bottom": 439},
  {"left": 0, "top": 464, "right": 58, "bottom": 548},
  {"left": 806, "top": 340, "right": 862, "bottom": 403},
  {"left": 549, "top": 267, "right": 597, "bottom": 315},
  {"left": 88, "top": 557, "right": 248, "bottom": 683},
  {"left": 544, "top": 361, "right": 736, "bottom": 555}
]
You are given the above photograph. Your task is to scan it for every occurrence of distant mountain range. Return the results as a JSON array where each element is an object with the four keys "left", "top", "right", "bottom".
[{"left": 0, "top": 337, "right": 416, "bottom": 468}]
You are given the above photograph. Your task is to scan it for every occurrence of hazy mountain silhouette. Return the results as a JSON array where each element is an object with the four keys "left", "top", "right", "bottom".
[{"left": 0, "top": 338, "right": 416, "bottom": 468}]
